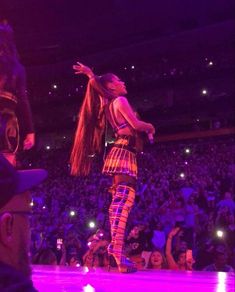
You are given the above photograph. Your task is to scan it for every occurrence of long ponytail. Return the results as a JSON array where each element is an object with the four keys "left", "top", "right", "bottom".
[{"left": 70, "top": 74, "right": 115, "bottom": 176}]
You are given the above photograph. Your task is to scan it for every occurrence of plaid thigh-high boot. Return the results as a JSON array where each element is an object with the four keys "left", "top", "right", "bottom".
[{"left": 108, "top": 183, "right": 136, "bottom": 272}]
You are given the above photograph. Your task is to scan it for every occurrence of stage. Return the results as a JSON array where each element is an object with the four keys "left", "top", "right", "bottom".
[{"left": 32, "top": 265, "right": 234, "bottom": 292}]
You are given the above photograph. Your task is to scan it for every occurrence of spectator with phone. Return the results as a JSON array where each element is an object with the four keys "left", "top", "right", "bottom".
[
  {"left": 83, "top": 229, "right": 109, "bottom": 268},
  {"left": 166, "top": 227, "right": 194, "bottom": 270}
]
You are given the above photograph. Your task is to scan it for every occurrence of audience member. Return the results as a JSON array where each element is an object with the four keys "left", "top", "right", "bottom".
[{"left": 0, "top": 154, "right": 47, "bottom": 291}]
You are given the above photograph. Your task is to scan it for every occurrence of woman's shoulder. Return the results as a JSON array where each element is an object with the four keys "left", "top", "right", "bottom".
[
  {"left": 114, "top": 96, "right": 128, "bottom": 105},
  {"left": 115, "top": 96, "right": 127, "bottom": 101}
]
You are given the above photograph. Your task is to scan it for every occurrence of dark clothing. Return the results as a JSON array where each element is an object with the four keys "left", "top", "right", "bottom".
[
  {"left": 203, "top": 263, "right": 234, "bottom": 272},
  {"left": 226, "top": 227, "right": 235, "bottom": 250},
  {"left": 0, "top": 56, "right": 34, "bottom": 139},
  {"left": 0, "top": 261, "right": 37, "bottom": 292},
  {"left": 0, "top": 95, "right": 19, "bottom": 153},
  {"left": 126, "top": 231, "right": 146, "bottom": 256}
]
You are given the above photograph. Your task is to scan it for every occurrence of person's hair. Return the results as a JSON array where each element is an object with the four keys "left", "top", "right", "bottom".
[
  {"left": 148, "top": 249, "right": 168, "bottom": 269},
  {"left": 0, "top": 23, "right": 18, "bottom": 58},
  {"left": 0, "top": 22, "right": 23, "bottom": 94},
  {"left": 173, "top": 250, "right": 186, "bottom": 262},
  {"left": 70, "top": 73, "right": 116, "bottom": 176}
]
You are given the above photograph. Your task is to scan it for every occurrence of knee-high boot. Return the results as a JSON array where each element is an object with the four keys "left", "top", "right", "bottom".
[{"left": 108, "top": 183, "right": 135, "bottom": 266}]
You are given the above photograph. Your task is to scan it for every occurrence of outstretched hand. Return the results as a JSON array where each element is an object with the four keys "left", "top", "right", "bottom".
[
  {"left": 168, "top": 227, "right": 180, "bottom": 238},
  {"left": 73, "top": 61, "right": 94, "bottom": 78}
]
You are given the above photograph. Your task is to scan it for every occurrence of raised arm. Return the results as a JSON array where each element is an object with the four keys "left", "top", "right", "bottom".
[
  {"left": 73, "top": 61, "right": 115, "bottom": 99},
  {"left": 165, "top": 227, "right": 180, "bottom": 270},
  {"left": 73, "top": 62, "right": 95, "bottom": 79}
]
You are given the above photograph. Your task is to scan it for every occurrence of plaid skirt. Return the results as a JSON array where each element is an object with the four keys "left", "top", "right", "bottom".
[{"left": 102, "top": 136, "right": 137, "bottom": 178}]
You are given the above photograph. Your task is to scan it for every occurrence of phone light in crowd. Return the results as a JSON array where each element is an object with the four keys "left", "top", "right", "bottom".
[
  {"left": 131, "top": 65, "right": 135, "bottom": 69},
  {"left": 184, "top": 161, "right": 188, "bottom": 165},
  {"left": 70, "top": 210, "right": 76, "bottom": 217},
  {"left": 216, "top": 230, "right": 224, "bottom": 238},
  {"left": 180, "top": 173, "right": 185, "bottom": 178},
  {"left": 202, "top": 89, "right": 207, "bottom": 95},
  {"left": 185, "top": 148, "right": 191, "bottom": 154},
  {"left": 89, "top": 221, "right": 96, "bottom": 229},
  {"left": 208, "top": 61, "right": 213, "bottom": 66},
  {"left": 30, "top": 201, "right": 34, "bottom": 207},
  {"left": 76, "top": 263, "right": 81, "bottom": 267},
  {"left": 42, "top": 206, "right": 46, "bottom": 209},
  {"left": 52, "top": 84, "right": 57, "bottom": 89},
  {"left": 87, "top": 241, "right": 92, "bottom": 247},
  {"left": 46, "top": 145, "right": 50, "bottom": 150}
]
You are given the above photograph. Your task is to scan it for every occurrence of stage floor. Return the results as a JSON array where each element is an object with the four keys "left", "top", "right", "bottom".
[{"left": 32, "top": 265, "right": 234, "bottom": 292}]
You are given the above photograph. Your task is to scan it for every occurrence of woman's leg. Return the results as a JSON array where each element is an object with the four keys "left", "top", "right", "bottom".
[{"left": 108, "top": 174, "right": 136, "bottom": 266}]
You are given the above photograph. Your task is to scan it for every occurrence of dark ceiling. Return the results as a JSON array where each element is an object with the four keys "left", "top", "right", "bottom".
[{"left": 1, "top": 0, "right": 235, "bottom": 66}]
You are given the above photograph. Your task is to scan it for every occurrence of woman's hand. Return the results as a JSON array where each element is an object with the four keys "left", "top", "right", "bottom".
[
  {"left": 168, "top": 227, "right": 180, "bottom": 239},
  {"left": 73, "top": 61, "right": 94, "bottom": 79},
  {"left": 147, "top": 123, "right": 155, "bottom": 134},
  {"left": 23, "top": 133, "right": 35, "bottom": 150}
]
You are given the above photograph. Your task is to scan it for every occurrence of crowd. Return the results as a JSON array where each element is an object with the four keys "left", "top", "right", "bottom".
[{"left": 20, "top": 135, "right": 235, "bottom": 272}]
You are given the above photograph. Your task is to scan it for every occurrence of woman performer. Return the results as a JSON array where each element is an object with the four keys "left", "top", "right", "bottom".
[
  {"left": 70, "top": 61, "right": 155, "bottom": 273},
  {"left": 0, "top": 22, "right": 35, "bottom": 165}
]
